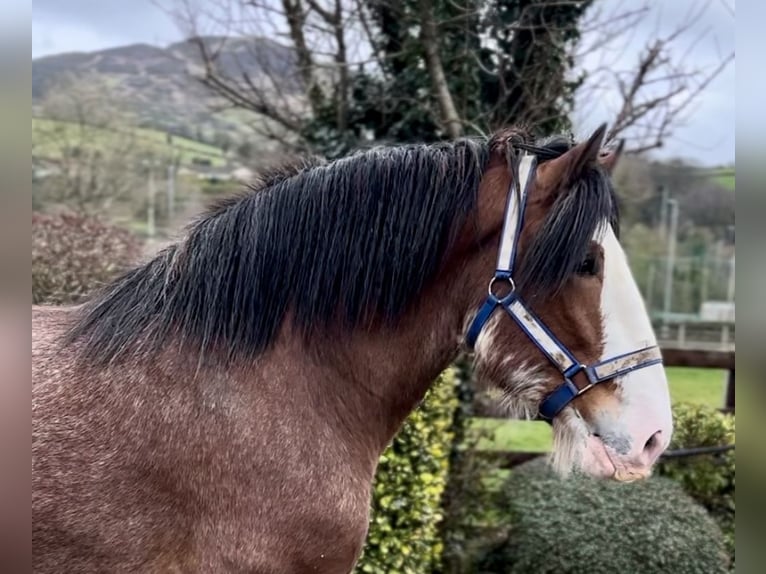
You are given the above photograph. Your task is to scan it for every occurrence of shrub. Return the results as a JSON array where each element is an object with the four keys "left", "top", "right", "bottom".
[
  {"left": 477, "top": 458, "right": 730, "bottom": 574},
  {"left": 658, "top": 403, "right": 735, "bottom": 563},
  {"left": 439, "top": 356, "right": 506, "bottom": 574},
  {"left": 355, "top": 369, "right": 459, "bottom": 574},
  {"left": 32, "top": 212, "right": 142, "bottom": 305}
]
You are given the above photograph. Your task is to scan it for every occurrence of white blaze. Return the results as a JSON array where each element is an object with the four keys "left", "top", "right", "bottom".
[{"left": 595, "top": 223, "right": 673, "bottom": 457}]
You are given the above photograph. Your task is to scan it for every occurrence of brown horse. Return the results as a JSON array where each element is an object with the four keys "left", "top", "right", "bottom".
[{"left": 32, "top": 125, "right": 672, "bottom": 573}]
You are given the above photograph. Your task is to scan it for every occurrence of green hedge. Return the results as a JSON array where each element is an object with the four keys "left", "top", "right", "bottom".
[
  {"left": 32, "top": 212, "right": 142, "bottom": 305},
  {"left": 438, "top": 356, "right": 504, "bottom": 574},
  {"left": 658, "top": 403, "right": 735, "bottom": 565},
  {"left": 355, "top": 369, "right": 459, "bottom": 574},
  {"left": 477, "top": 458, "right": 730, "bottom": 574}
]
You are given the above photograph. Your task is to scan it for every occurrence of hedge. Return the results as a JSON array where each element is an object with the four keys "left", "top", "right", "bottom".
[
  {"left": 658, "top": 403, "right": 735, "bottom": 565},
  {"left": 355, "top": 369, "right": 459, "bottom": 574},
  {"left": 477, "top": 457, "right": 730, "bottom": 574},
  {"left": 438, "top": 356, "right": 504, "bottom": 574},
  {"left": 32, "top": 212, "right": 142, "bottom": 305}
]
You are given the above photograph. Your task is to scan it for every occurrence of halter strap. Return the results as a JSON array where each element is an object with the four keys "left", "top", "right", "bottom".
[
  {"left": 538, "top": 346, "right": 663, "bottom": 418},
  {"left": 465, "top": 149, "right": 663, "bottom": 421},
  {"left": 496, "top": 154, "right": 537, "bottom": 275},
  {"left": 464, "top": 153, "right": 536, "bottom": 348}
]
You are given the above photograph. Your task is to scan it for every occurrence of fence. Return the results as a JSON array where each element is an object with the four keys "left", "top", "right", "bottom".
[
  {"left": 630, "top": 253, "right": 735, "bottom": 318},
  {"left": 654, "top": 320, "right": 735, "bottom": 351}
]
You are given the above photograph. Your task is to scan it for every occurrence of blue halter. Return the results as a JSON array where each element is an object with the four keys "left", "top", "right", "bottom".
[{"left": 465, "top": 152, "right": 663, "bottom": 421}]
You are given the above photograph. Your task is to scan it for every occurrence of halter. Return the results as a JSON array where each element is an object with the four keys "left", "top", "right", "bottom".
[{"left": 465, "top": 152, "right": 663, "bottom": 421}]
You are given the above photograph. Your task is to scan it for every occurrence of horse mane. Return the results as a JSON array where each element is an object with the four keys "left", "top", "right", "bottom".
[
  {"left": 64, "top": 130, "right": 618, "bottom": 365},
  {"left": 65, "top": 138, "right": 490, "bottom": 364}
]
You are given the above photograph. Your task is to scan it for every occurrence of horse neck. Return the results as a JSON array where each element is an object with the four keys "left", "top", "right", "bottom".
[
  {"left": 341, "top": 309, "right": 458, "bottom": 438},
  {"left": 203, "top": 266, "right": 474, "bottom": 470},
  {"left": 131, "top": 242, "right": 489, "bottom": 476}
]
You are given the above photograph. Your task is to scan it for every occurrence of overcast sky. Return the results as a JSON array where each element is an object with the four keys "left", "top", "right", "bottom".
[{"left": 32, "top": 0, "right": 735, "bottom": 166}]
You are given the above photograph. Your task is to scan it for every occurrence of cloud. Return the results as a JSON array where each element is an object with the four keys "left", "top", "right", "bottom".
[
  {"left": 32, "top": 0, "right": 181, "bottom": 57},
  {"left": 573, "top": 0, "right": 734, "bottom": 165}
]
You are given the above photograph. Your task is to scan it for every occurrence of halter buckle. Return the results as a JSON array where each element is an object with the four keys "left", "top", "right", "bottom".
[
  {"left": 563, "top": 363, "right": 593, "bottom": 395},
  {"left": 488, "top": 275, "right": 516, "bottom": 302}
]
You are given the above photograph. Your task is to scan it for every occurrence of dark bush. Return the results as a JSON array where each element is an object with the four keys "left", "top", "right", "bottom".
[
  {"left": 32, "top": 212, "right": 142, "bottom": 305},
  {"left": 477, "top": 458, "right": 730, "bottom": 574},
  {"left": 355, "top": 369, "right": 458, "bottom": 573},
  {"left": 658, "top": 403, "right": 735, "bottom": 564}
]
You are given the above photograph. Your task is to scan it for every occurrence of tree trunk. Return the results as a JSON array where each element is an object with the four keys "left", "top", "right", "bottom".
[{"left": 418, "top": 0, "right": 462, "bottom": 139}]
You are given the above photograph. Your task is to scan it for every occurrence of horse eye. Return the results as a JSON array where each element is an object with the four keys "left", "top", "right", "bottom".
[{"left": 577, "top": 255, "right": 600, "bottom": 276}]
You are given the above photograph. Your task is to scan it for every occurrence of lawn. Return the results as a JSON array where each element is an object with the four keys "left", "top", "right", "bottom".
[
  {"left": 714, "top": 172, "right": 736, "bottom": 191},
  {"left": 715, "top": 173, "right": 735, "bottom": 190},
  {"left": 472, "top": 366, "right": 728, "bottom": 452},
  {"left": 707, "top": 167, "right": 735, "bottom": 190}
]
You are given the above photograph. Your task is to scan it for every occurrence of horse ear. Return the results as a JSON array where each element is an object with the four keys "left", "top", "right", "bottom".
[
  {"left": 598, "top": 139, "right": 625, "bottom": 175},
  {"left": 539, "top": 123, "right": 608, "bottom": 188}
]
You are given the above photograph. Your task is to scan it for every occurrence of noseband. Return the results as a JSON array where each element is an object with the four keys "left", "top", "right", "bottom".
[{"left": 465, "top": 152, "right": 663, "bottom": 421}]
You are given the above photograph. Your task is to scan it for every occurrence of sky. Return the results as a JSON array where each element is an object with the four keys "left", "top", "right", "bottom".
[{"left": 31, "top": 0, "right": 735, "bottom": 166}]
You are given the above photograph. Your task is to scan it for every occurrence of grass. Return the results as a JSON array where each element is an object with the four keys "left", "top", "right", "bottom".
[
  {"left": 472, "top": 367, "right": 728, "bottom": 452},
  {"left": 666, "top": 366, "right": 728, "bottom": 407},
  {"left": 707, "top": 167, "right": 735, "bottom": 190},
  {"left": 714, "top": 173, "right": 735, "bottom": 190},
  {"left": 32, "top": 117, "right": 228, "bottom": 168},
  {"left": 473, "top": 419, "right": 553, "bottom": 452}
]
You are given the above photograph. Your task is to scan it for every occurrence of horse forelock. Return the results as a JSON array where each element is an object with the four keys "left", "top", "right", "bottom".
[{"left": 515, "top": 137, "right": 620, "bottom": 300}]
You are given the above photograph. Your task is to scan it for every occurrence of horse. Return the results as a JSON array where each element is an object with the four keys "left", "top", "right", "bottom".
[{"left": 32, "top": 124, "right": 673, "bottom": 573}]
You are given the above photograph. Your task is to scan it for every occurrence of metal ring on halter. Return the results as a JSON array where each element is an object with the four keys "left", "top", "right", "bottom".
[{"left": 488, "top": 276, "right": 516, "bottom": 301}]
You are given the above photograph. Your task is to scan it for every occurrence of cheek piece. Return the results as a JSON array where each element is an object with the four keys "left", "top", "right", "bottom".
[{"left": 465, "top": 152, "right": 662, "bottom": 421}]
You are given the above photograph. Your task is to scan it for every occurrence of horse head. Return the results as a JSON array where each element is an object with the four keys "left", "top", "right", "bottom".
[{"left": 463, "top": 125, "right": 672, "bottom": 480}]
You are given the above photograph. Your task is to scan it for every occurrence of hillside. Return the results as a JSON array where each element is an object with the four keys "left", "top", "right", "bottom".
[
  {"left": 32, "top": 37, "right": 297, "bottom": 141},
  {"left": 710, "top": 168, "right": 735, "bottom": 190},
  {"left": 32, "top": 117, "right": 228, "bottom": 168}
]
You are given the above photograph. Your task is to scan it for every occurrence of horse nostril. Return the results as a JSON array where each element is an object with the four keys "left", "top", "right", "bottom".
[{"left": 642, "top": 430, "right": 663, "bottom": 462}]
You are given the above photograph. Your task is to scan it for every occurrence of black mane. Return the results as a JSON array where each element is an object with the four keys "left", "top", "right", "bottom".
[
  {"left": 66, "top": 139, "right": 489, "bottom": 364},
  {"left": 65, "top": 132, "right": 618, "bottom": 365}
]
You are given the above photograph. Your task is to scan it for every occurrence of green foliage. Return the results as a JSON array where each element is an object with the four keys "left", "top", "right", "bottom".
[
  {"left": 355, "top": 369, "right": 459, "bottom": 574},
  {"left": 306, "top": 0, "right": 592, "bottom": 157},
  {"left": 477, "top": 458, "right": 730, "bottom": 574},
  {"left": 658, "top": 403, "right": 735, "bottom": 563},
  {"left": 32, "top": 212, "right": 142, "bottom": 305},
  {"left": 479, "top": 0, "right": 592, "bottom": 133},
  {"left": 439, "top": 357, "right": 505, "bottom": 573},
  {"left": 623, "top": 223, "right": 666, "bottom": 262}
]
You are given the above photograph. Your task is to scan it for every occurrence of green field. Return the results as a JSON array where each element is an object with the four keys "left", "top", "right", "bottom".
[
  {"left": 472, "top": 366, "right": 728, "bottom": 452},
  {"left": 710, "top": 168, "right": 735, "bottom": 190},
  {"left": 32, "top": 117, "right": 228, "bottom": 168}
]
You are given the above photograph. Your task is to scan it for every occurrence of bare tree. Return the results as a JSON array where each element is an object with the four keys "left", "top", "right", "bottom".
[
  {"left": 418, "top": 0, "right": 462, "bottom": 138},
  {"left": 164, "top": 0, "right": 371, "bottom": 150},
  {"left": 163, "top": 0, "right": 733, "bottom": 155},
  {"left": 33, "top": 74, "right": 149, "bottom": 213},
  {"left": 575, "top": 0, "right": 734, "bottom": 154},
  {"left": 164, "top": 0, "right": 587, "bottom": 144}
]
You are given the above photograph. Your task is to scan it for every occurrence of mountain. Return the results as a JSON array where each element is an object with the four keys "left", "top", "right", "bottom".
[{"left": 32, "top": 37, "right": 298, "bottom": 142}]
